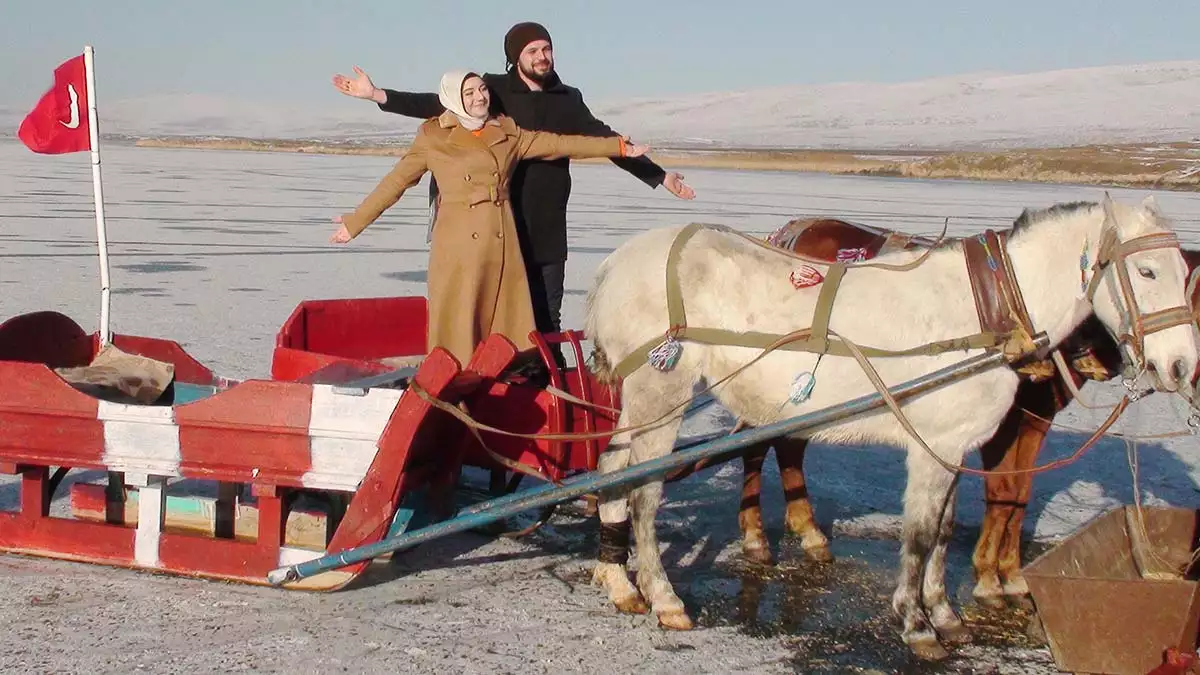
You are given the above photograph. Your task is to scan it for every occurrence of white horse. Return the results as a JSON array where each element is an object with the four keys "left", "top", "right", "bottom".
[{"left": 583, "top": 195, "right": 1197, "bottom": 660}]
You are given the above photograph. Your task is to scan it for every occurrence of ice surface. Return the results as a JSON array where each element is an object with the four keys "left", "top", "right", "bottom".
[{"left": 2, "top": 139, "right": 1198, "bottom": 671}]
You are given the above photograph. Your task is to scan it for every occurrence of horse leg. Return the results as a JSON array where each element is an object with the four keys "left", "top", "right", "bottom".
[
  {"left": 996, "top": 407, "right": 1052, "bottom": 609},
  {"left": 631, "top": 470, "right": 693, "bottom": 629},
  {"left": 894, "top": 450, "right": 962, "bottom": 661},
  {"left": 973, "top": 380, "right": 1058, "bottom": 608},
  {"left": 923, "top": 474, "right": 970, "bottom": 646},
  {"left": 775, "top": 435, "right": 832, "bottom": 562},
  {"left": 593, "top": 443, "right": 646, "bottom": 615},
  {"left": 739, "top": 442, "right": 774, "bottom": 564},
  {"left": 971, "top": 402, "right": 1025, "bottom": 609},
  {"left": 593, "top": 367, "right": 692, "bottom": 618}
]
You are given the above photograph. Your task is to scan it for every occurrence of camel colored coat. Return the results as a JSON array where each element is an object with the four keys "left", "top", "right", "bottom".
[{"left": 341, "top": 111, "right": 625, "bottom": 365}]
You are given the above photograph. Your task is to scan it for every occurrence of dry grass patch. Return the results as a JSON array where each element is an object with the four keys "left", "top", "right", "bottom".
[{"left": 133, "top": 137, "right": 1200, "bottom": 191}]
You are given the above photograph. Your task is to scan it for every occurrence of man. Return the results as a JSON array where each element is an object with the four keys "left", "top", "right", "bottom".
[{"left": 332, "top": 21, "right": 696, "bottom": 341}]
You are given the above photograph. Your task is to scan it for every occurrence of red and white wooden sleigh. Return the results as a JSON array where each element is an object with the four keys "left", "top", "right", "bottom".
[{"left": 0, "top": 297, "right": 619, "bottom": 590}]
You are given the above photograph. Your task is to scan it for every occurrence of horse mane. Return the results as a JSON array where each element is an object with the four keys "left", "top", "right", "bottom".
[
  {"left": 1011, "top": 201, "right": 1097, "bottom": 234},
  {"left": 894, "top": 200, "right": 1099, "bottom": 259}
]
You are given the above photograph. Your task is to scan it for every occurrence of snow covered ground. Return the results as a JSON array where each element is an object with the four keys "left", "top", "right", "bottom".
[{"left": 1, "top": 139, "right": 1198, "bottom": 672}]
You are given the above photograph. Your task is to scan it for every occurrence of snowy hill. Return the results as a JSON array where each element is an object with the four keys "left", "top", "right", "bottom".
[{"left": 595, "top": 60, "right": 1200, "bottom": 150}]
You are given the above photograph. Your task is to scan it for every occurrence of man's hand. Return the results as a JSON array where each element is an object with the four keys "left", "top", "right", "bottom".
[
  {"left": 332, "top": 66, "right": 387, "bottom": 104},
  {"left": 329, "top": 215, "right": 353, "bottom": 244},
  {"left": 663, "top": 171, "right": 696, "bottom": 200}
]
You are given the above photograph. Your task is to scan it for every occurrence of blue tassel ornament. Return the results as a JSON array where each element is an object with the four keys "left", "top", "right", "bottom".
[{"left": 789, "top": 371, "right": 816, "bottom": 405}]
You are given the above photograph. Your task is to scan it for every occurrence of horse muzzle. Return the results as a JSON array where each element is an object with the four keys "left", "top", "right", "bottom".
[{"left": 1143, "top": 351, "right": 1198, "bottom": 395}]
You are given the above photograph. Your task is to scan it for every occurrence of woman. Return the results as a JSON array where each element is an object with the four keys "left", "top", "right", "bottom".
[{"left": 330, "top": 70, "right": 649, "bottom": 365}]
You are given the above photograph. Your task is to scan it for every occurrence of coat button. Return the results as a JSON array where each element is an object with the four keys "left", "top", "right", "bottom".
[
  {"left": 464, "top": 174, "right": 471, "bottom": 181},
  {"left": 496, "top": 232, "right": 503, "bottom": 239},
  {"left": 472, "top": 233, "right": 479, "bottom": 239}
]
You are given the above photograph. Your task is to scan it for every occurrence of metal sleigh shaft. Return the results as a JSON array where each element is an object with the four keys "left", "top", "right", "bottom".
[{"left": 268, "top": 335, "right": 1046, "bottom": 586}]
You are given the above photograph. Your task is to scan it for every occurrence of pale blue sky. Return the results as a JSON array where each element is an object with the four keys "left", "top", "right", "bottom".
[{"left": 2, "top": 0, "right": 1196, "bottom": 108}]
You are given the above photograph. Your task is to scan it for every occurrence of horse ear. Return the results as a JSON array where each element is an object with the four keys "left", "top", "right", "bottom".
[
  {"left": 1142, "top": 194, "right": 1161, "bottom": 216},
  {"left": 1101, "top": 191, "right": 1118, "bottom": 224}
]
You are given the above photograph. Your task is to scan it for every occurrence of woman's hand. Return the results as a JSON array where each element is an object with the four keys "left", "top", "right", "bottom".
[
  {"left": 623, "top": 137, "right": 651, "bottom": 158},
  {"left": 329, "top": 215, "right": 352, "bottom": 244}
]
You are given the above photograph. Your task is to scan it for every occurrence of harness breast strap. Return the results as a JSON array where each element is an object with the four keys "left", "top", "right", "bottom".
[
  {"left": 665, "top": 222, "right": 704, "bottom": 331},
  {"left": 808, "top": 263, "right": 847, "bottom": 355}
]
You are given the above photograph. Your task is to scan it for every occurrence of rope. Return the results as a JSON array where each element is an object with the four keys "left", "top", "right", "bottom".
[
  {"left": 828, "top": 328, "right": 1129, "bottom": 477},
  {"left": 1120, "top": 392, "right": 1200, "bottom": 580},
  {"left": 1049, "top": 349, "right": 1112, "bottom": 411},
  {"left": 1016, "top": 401, "right": 1195, "bottom": 443},
  {"left": 414, "top": 327, "right": 1129, "bottom": 482}
]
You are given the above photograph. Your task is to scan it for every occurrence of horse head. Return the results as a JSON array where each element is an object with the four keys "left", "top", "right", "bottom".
[{"left": 1085, "top": 194, "right": 1198, "bottom": 395}]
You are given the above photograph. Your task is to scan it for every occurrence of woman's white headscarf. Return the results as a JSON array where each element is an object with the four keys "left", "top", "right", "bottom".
[{"left": 438, "top": 70, "right": 487, "bottom": 130}]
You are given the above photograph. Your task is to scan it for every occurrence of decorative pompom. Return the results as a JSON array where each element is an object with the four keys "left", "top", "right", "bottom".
[
  {"left": 648, "top": 335, "right": 683, "bottom": 372},
  {"left": 790, "top": 264, "right": 825, "bottom": 289},
  {"left": 836, "top": 247, "right": 869, "bottom": 263}
]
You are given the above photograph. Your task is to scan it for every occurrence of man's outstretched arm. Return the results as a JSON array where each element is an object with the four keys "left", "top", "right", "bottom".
[
  {"left": 332, "top": 66, "right": 445, "bottom": 118},
  {"left": 567, "top": 89, "right": 695, "bottom": 199},
  {"left": 377, "top": 90, "right": 444, "bottom": 118}
]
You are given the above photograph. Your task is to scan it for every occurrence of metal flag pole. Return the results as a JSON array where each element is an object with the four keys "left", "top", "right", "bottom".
[{"left": 83, "top": 44, "right": 112, "bottom": 345}]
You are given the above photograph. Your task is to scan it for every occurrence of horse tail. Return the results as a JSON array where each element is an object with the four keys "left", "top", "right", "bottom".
[
  {"left": 584, "top": 251, "right": 622, "bottom": 386},
  {"left": 588, "top": 343, "right": 620, "bottom": 386}
]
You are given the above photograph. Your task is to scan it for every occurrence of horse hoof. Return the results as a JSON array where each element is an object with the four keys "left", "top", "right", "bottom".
[
  {"left": 657, "top": 610, "right": 694, "bottom": 631},
  {"left": 1006, "top": 593, "right": 1035, "bottom": 612},
  {"left": 908, "top": 637, "right": 950, "bottom": 661},
  {"left": 614, "top": 593, "right": 650, "bottom": 615},
  {"left": 972, "top": 591, "right": 1007, "bottom": 610},
  {"left": 804, "top": 544, "right": 834, "bottom": 563},
  {"left": 936, "top": 622, "right": 972, "bottom": 646},
  {"left": 742, "top": 545, "right": 774, "bottom": 566}
]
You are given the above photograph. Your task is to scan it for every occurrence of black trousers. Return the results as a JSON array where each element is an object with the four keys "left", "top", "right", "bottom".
[
  {"left": 527, "top": 260, "right": 566, "bottom": 334},
  {"left": 526, "top": 260, "right": 567, "bottom": 367}
]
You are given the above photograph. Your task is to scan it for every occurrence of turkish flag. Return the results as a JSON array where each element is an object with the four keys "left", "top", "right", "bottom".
[{"left": 18, "top": 54, "right": 90, "bottom": 154}]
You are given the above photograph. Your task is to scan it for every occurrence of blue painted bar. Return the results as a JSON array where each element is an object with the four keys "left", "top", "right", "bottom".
[
  {"left": 268, "top": 340, "right": 1038, "bottom": 586},
  {"left": 172, "top": 382, "right": 221, "bottom": 405}
]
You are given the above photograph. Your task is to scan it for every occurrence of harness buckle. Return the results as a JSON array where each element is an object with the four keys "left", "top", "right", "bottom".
[{"left": 1122, "top": 372, "right": 1153, "bottom": 402}]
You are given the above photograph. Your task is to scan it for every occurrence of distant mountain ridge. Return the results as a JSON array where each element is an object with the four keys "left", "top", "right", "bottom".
[{"left": 2, "top": 60, "right": 1198, "bottom": 150}]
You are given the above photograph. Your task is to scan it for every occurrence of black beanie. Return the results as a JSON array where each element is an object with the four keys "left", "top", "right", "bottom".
[{"left": 504, "top": 22, "right": 552, "bottom": 67}]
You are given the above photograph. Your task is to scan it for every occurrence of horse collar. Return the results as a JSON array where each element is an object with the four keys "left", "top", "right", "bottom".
[{"left": 962, "top": 230, "right": 1047, "bottom": 375}]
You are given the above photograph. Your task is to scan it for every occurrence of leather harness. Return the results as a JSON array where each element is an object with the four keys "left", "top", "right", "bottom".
[
  {"left": 962, "top": 230, "right": 1055, "bottom": 380},
  {"left": 612, "top": 223, "right": 1011, "bottom": 380},
  {"left": 611, "top": 218, "right": 1192, "bottom": 383}
]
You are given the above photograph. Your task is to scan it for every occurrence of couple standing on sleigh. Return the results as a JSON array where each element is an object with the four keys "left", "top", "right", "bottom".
[{"left": 329, "top": 22, "right": 696, "bottom": 368}]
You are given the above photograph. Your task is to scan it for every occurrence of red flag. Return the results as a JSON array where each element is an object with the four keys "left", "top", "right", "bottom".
[{"left": 18, "top": 54, "right": 90, "bottom": 154}]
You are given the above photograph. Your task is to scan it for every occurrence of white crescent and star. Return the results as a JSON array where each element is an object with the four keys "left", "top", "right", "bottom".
[{"left": 60, "top": 84, "right": 80, "bottom": 129}]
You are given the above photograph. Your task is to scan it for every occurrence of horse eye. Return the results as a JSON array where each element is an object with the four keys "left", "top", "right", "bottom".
[{"left": 1138, "top": 267, "right": 1157, "bottom": 280}]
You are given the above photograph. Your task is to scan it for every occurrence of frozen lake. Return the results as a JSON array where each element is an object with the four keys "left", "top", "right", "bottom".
[
  {"left": 4, "top": 139, "right": 1199, "bottom": 379},
  {"left": 2, "top": 139, "right": 1199, "bottom": 673}
]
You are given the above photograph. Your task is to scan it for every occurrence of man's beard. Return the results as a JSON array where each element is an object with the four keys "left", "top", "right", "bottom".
[{"left": 519, "top": 61, "right": 553, "bottom": 83}]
